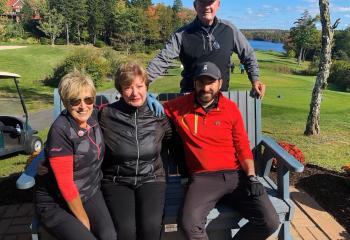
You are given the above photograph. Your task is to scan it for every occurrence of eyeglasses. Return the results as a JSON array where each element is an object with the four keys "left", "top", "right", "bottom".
[{"left": 69, "top": 97, "right": 94, "bottom": 106}]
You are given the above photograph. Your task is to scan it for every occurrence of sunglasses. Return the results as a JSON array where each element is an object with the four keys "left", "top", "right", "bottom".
[{"left": 69, "top": 97, "right": 95, "bottom": 106}]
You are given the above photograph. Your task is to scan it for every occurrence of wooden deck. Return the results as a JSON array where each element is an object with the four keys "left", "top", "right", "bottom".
[{"left": 0, "top": 187, "right": 349, "bottom": 240}]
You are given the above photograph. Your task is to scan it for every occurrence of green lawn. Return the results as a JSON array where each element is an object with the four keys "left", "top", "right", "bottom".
[
  {"left": 0, "top": 45, "right": 74, "bottom": 111},
  {"left": 0, "top": 45, "right": 115, "bottom": 112},
  {"left": 0, "top": 48, "right": 349, "bottom": 177}
]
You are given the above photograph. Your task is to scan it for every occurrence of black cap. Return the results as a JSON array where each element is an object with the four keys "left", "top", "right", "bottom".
[{"left": 194, "top": 62, "right": 221, "bottom": 80}]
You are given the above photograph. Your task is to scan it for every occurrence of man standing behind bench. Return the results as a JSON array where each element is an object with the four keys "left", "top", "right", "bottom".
[
  {"left": 147, "top": 0, "right": 265, "bottom": 98},
  {"left": 164, "top": 62, "right": 279, "bottom": 240}
]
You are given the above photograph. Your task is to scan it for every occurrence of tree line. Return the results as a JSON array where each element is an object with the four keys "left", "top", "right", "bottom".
[
  {"left": 1, "top": 0, "right": 195, "bottom": 52},
  {"left": 241, "top": 29, "right": 289, "bottom": 43}
]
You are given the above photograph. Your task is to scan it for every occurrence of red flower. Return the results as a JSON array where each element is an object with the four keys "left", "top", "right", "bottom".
[{"left": 272, "top": 141, "right": 305, "bottom": 166}]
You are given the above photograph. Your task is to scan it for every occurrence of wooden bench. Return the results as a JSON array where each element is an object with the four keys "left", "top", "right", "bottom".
[{"left": 17, "top": 90, "right": 304, "bottom": 240}]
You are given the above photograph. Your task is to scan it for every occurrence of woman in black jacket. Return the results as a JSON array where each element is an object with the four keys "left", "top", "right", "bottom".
[{"left": 99, "top": 62, "right": 172, "bottom": 240}]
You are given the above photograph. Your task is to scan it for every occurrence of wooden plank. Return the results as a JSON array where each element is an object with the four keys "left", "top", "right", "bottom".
[
  {"left": 229, "top": 91, "right": 238, "bottom": 103},
  {"left": 237, "top": 91, "right": 247, "bottom": 130},
  {"left": 246, "top": 91, "right": 256, "bottom": 149},
  {"left": 255, "top": 98, "right": 262, "bottom": 144}
]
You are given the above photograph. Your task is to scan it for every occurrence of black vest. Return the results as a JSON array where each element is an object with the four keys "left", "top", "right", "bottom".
[{"left": 179, "top": 18, "right": 233, "bottom": 92}]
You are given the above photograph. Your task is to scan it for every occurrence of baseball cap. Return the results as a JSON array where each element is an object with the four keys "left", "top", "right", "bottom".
[{"left": 194, "top": 62, "right": 221, "bottom": 80}]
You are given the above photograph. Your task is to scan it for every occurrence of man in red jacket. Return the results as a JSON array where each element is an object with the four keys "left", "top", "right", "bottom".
[{"left": 164, "top": 62, "right": 279, "bottom": 240}]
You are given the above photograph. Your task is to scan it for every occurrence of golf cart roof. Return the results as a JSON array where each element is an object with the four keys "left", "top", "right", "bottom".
[{"left": 0, "top": 72, "right": 21, "bottom": 79}]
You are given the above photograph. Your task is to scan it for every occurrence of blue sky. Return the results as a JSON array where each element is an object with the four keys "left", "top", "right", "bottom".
[{"left": 152, "top": 0, "right": 350, "bottom": 30}]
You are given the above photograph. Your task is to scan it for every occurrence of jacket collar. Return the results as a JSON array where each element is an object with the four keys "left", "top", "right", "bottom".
[
  {"left": 189, "top": 91, "right": 225, "bottom": 115},
  {"left": 193, "top": 16, "right": 219, "bottom": 31},
  {"left": 117, "top": 97, "right": 149, "bottom": 114}
]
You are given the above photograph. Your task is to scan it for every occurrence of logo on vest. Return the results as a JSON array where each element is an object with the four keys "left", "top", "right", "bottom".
[{"left": 78, "top": 130, "right": 85, "bottom": 137}]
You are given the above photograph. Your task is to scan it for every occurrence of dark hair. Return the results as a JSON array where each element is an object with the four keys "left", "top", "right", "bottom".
[{"left": 114, "top": 62, "right": 149, "bottom": 93}]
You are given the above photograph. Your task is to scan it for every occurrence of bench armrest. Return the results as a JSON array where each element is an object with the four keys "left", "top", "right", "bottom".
[
  {"left": 259, "top": 135, "right": 304, "bottom": 206},
  {"left": 16, "top": 150, "right": 45, "bottom": 190},
  {"left": 260, "top": 135, "right": 304, "bottom": 172}
]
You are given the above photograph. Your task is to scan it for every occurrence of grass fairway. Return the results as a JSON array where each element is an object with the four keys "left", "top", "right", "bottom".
[
  {"left": 0, "top": 45, "right": 116, "bottom": 112},
  {"left": 0, "top": 45, "right": 74, "bottom": 111},
  {"left": 150, "top": 51, "right": 350, "bottom": 171}
]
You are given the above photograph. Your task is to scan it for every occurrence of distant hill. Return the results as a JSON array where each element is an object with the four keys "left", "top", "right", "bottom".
[{"left": 240, "top": 29, "right": 289, "bottom": 43}]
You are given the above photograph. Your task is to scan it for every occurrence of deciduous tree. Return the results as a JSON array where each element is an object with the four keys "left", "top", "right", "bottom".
[
  {"left": 37, "top": 8, "right": 65, "bottom": 45},
  {"left": 304, "top": 0, "right": 340, "bottom": 135},
  {"left": 0, "top": 0, "right": 9, "bottom": 15},
  {"left": 290, "top": 10, "right": 320, "bottom": 64}
]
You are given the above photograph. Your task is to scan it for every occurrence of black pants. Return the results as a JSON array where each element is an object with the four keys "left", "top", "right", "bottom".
[
  {"left": 181, "top": 171, "right": 280, "bottom": 240},
  {"left": 102, "top": 181, "right": 166, "bottom": 240},
  {"left": 37, "top": 190, "right": 117, "bottom": 240}
]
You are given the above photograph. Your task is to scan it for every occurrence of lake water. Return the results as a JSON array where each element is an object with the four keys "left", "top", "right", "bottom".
[{"left": 248, "top": 40, "right": 285, "bottom": 53}]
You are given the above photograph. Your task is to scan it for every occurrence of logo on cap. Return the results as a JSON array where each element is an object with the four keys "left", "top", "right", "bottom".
[{"left": 203, "top": 64, "right": 208, "bottom": 71}]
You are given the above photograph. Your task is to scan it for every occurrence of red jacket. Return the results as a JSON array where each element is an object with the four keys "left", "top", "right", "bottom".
[{"left": 164, "top": 92, "right": 253, "bottom": 174}]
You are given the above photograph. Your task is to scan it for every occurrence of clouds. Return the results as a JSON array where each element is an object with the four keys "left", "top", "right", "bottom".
[{"left": 152, "top": 0, "right": 350, "bottom": 29}]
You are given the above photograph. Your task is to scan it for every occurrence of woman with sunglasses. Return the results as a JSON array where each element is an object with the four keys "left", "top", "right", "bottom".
[
  {"left": 34, "top": 70, "right": 117, "bottom": 240},
  {"left": 99, "top": 62, "right": 172, "bottom": 240}
]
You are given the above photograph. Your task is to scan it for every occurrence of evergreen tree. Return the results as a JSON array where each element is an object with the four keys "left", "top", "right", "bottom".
[
  {"left": 172, "top": 0, "right": 182, "bottom": 13},
  {"left": 87, "top": 0, "right": 104, "bottom": 44},
  {"left": 128, "top": 0, "right": 151, "bottom": 9},
  {"left": 69, "top": 0, "right": 88, "bottom": 43},
  {"left": 156, "top": 4, "right": 174, "bottom": 42}
]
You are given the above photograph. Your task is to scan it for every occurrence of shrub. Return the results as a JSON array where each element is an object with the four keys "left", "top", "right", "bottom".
[
  {"left": 272, "top": 141, "right": 306, "bottom": 167},
  {"left": 4, "top": 22, "right": 24, "bottom": 39},
  {"left": 55, "top": 38, "right": 66, "bottom": 45},
  {"left": 46, "top": 47, "right": 125, "bottom": 87},
  {"left": 286, "top": 49, "right": 296, "bottom": 58},
  {"left": 94, "top": 39, "right": 106, "bottom": 48},
  {"left": 101, "top": 48, "right": 127, "bottom": 79},
  {"left": 40, "top": 37, "right": 50, "bottom": 45},
  {"left": 328, "top": 61, "right": 350, "bottom": 92},
  {"left": 341, "top": 164, "right": 350, "bottom": 175},
  {"left": 25, "top": 37, "right": 39, "bottom": 44}
]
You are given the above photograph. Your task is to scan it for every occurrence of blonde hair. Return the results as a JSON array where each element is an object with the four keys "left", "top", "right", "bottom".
[
  {"left": 58, "top": 70, "right": 96, "bottom": 108},
  {"left": 114, "top": 62, "right": 149, "bottom": 93}
]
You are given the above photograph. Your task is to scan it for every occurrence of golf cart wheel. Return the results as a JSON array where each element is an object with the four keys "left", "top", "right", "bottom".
[{"left": 25, "top": 136, "right": 42, "bottom": 154}]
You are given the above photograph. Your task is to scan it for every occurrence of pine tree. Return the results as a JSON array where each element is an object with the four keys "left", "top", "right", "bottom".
[
  {"left": 87, "top": 0, "right": 104, "bottom": 44},
  {"left": 172, "top": 0, "right": 182, "bottom": 13}
]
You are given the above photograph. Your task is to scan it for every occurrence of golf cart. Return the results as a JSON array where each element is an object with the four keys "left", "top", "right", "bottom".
[{"left": 0, "top": 72, "right": 42, "bottom": 157}]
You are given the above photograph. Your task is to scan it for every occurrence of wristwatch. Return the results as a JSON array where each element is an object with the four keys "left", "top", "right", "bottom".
[{"left": 248, "top": 175, "right": 259, "bottom": 182}]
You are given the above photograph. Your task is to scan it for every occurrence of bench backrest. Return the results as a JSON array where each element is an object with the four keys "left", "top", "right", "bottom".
[{"left": 53, "top": 90, "right": 261, "bottom": 149}]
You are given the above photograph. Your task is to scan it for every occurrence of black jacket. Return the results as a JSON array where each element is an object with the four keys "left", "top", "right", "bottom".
[{"left": 99, "top": 98, "right": 172, "bottom": 186}]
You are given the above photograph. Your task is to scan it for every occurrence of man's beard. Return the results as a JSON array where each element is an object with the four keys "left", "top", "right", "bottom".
[{"left": 197, "top": 90, "right": 218, "bottom": 105}]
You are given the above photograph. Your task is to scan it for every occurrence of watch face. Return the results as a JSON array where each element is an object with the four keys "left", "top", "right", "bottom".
[{"left": 249, "top": 176, "right": 259, "bottom": 182}]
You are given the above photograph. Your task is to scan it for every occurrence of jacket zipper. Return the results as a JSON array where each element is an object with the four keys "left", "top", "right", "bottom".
[
  {"left": 134, "top": 109, "right": 140, "bottom": 185},
  {"left": 202, "top": 34, "right": 206, "bottom": 51},
  {"left": 86, "top": 125, "right": 101, "bottom": 160}
]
